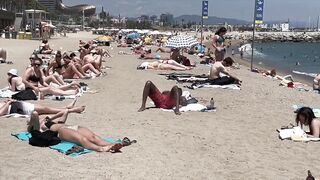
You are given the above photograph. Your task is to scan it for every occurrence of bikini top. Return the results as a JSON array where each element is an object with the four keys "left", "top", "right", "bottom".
[{"left": 28, "top": 74, "right": 41, "bottom": 83}]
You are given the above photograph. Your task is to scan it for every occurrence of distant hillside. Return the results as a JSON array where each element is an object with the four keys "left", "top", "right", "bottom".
[{"left": 174, "top": 15, "right": 249, "bottom": 25}]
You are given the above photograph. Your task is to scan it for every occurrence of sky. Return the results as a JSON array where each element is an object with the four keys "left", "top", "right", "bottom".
[{"left": 64, "top": 0, "right": 320, "bottom": 22}]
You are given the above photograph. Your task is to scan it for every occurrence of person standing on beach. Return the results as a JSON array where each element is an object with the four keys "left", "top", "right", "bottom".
[{"left": 212, "top": 27, "right": 227, "bottom": 62}]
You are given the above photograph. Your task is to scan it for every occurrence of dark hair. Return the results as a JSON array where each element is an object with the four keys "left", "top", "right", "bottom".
[
  {"left": 296, "top": 107, "right": 316, "bottom": 127},
  {"left": 70, "top": 52, "right": 76, "bottom": 58},
  {"left": 140, "top": 54, "right": 145, "bottom": 58},
  {"left": 215, "top": 27, "right": 227, "bottom": 35},
  {"left": 42, "top": 39, "right": 48, "bottom": 44},
  {"left": 223, "top": 57, "right": 234, "bottom": 66},
  {"left": 83, "top": 44, "right": 90, "bottom": 49},
  {"left": 56, "top": 51, "right": 62, "bottom": 57}
]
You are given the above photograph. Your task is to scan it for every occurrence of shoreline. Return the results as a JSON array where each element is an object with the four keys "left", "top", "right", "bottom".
[{"left": 226, "top": 52, "right": 314, "bottom": 87}]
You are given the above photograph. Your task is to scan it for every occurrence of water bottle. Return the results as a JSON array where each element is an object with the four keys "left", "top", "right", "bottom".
[{"left": 55, "top": 96, "right": 65, "bottom": 101}]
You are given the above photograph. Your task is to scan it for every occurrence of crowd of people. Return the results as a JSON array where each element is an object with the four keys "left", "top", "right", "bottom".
[
  {"left": 1, "top": 39, "right": 123, "bottom": 153},
  {"left": 1, "top": 26, "right": 320, "bottom": 160}
]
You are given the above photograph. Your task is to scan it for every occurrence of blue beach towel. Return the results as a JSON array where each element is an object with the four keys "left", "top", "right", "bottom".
[
  {"left": 292, "top": 105, "right": 320, "bottom": 118},
  {"left": 12, "top": 132, "right": 122, "bottom": 157}
]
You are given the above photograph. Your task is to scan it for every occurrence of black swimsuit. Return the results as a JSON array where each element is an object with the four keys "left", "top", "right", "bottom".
[
  {"left": 28, "top": 74, "right": 41, "bottom": 83},
  {"left": 45, "top": 121, "right": 56, "bottom": 129}
]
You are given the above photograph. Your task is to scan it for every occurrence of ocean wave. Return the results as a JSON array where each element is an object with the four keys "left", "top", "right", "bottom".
[{"left": 292, "top": 70, "right": 317, "bottom": 78}]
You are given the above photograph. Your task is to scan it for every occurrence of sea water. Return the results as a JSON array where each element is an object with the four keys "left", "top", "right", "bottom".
[{"left": 240, "top": 42, "right": 320, "bottom": 79}]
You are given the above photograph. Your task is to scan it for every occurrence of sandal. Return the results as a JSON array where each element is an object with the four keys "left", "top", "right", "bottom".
[
  {"left": 66, "top": 145, "right": 84, "bottom": 155},
  {"left": 122, "top": 137, "right": 137, "bottom": 147}
]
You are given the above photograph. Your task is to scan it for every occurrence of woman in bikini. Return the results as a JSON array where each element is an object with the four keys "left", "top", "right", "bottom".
[
  {"left": 0, "top": 98, "right": 85, "bottom": 116},
  {"left": 138, "top": 60, "right": 191, "bottom": 71},
  {"left": 7, "top": 69, "right": 25, "bottom": 91},
  {"left": 27, "top": 110, "right": 122, "bottom": 152},
  {"left": 22, "top": 55, "right": 79, "bottom": 97},
  {"left": 212, "top": 27, "right": 227, "bottom": 62},
  {"left": 295, "top": 107, "right": 320, "bottom": 137}
]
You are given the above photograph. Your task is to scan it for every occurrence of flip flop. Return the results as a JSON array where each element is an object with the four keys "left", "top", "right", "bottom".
[
  {"left": 122, "top": 137, "right": 137, "bottom": 147},
  {"left": 65, "top": 145, "right": 84, "bottom": 155}
]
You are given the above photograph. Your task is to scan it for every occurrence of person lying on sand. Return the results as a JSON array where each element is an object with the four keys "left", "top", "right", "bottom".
[
  {"left": 155, "top": 47, "right": 171, "bottom": 53},
  {"left": 0, "top": 98, "right": 85, "bottom": 116},
  {"left": 7, "top": 69, "right": 25, "bottom": 92},
  {"left": 23, "top": 55, "right": 80, "bottom": 97},
  {"left": 138, "top": 81, "right": 187, "bottom": 115},
  {"left": 27, "top": 110, "right": 122, "bottom": 152},
  {"left": 82, "top": 49, "right": 104, "bottom": 74},
  {"left": 208, "top": 57, "right": 241, "bottom": 85},
  {"left": 295, "top": 107, "right": 320, "bottom": 137},
  {"left": 137, "top": 60, "right": 192, "bottom": 71},
  {"left": 139, "top": 54, "right": 169, "bottom": 60}
]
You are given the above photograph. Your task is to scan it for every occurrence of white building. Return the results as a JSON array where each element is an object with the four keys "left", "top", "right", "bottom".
[{"left": 280, "top": 23, "right": 290, "bottom": 32}]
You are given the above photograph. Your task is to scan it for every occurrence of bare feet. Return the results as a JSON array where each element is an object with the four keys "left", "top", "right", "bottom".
[
  {"left": 71, "top": 106, "right": 85, "bottom": 113},
  {"left": 138, "top": 107, "right": 146, "bottom": 112},
  {"left": 100, "top": 143, "right": 123, "bottom": 152}
]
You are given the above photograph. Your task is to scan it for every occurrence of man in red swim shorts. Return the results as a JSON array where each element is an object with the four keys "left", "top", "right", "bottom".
[{"left": 138, "top": 81, "right": 187, "bottom": 115}]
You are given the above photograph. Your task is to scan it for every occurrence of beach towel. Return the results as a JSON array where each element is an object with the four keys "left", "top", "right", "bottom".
[
  {"left": 161, "top": 103, "right": 216, "bottom": 112},
  {"left": 292, "top": 105, "right": 320, "bottom": 118},
  {"left": 0, "top": 87, "right": 18, "bottom": 98},
  {"left": 12, "top": 132, "right": 122, "bottom": 157},
  {"left": 277, "top": 126, "right": 320, "bottom": 142},
  {"left": 188, "top": 84, "right": 241, "bottom": 90},
  {"left": 1, "top": 113, "right": 30, "bottom": 118}
]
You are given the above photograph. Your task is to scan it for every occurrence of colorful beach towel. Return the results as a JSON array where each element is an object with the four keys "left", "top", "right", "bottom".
[
  {"left": 12, "top": 132, "right": 122, "bottom": 157},
  {"left": 292, "top": 105, "right": 320, "bottom": 118}
]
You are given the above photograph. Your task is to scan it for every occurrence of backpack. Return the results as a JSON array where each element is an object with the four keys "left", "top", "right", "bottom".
[{"left": 29, "top": 130, "right": 61, "bottom": 147}]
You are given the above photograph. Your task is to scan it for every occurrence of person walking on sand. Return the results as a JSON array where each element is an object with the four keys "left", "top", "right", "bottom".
[{"left": 212, "top": 27, "right": 227, "bottom": 61}]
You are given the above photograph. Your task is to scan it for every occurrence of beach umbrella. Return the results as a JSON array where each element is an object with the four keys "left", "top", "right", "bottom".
[
  {"left": 165, "top": 35, "right": 198, "bottom": 48},
  {"left": 127, "top": 32, "right": 140, "bottom": 39}
]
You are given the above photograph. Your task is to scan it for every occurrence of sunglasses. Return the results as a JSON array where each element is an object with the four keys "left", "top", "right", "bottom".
[{"left": 32, "top": 63, "right": 42, "bottom": 67}]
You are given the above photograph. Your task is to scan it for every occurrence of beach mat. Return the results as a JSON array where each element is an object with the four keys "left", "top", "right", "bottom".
[
  {"left": 292, "top": 105, "right": 320, "bottom": 118},
  {"left": 187, "top": 84, "right": 241, "bottom": 90},
  {"left": 12, "top": 132, "right": 122, "bottom": 157}
]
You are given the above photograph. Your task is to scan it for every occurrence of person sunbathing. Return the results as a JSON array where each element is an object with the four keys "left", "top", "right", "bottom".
[
  {"left": 295, "top": 107, "right": 320, "bottom": 137},
  {"left": 139, "top": 54, "right": 169, "bottom": 60},
  {"left": 7, "top": 69, "right": 25, "bottom": 91},
  {"left": 208, "top": 57, "right": 241, "bottom": 85},
  {"left": 27, "top": 110, "right": 122, "bottom": 152},
  {"left": 40, "top": 39, "right": 53, "bottom": 54},
  {"left": 0, "top": 99, "right": 85, "bottom": 116},
  {"left": 23, "top": 55, "right": 79, "bottom": 97},
  {"left": 155, "top": 47, "right": 171, "bottom": 53},
  {"left": 47, "top": 52, "right": 89, "bottom": 79},
  {"left": 137, "top": 60, "right": 191, "bottom": 71},
  {"left": 138, "top": 81, "right": 187, "bottom": 115},
  {"left": 79, "top": 43, "right": 95, "bottom": 60},
  {"left": 82, "top": 50, "right": 103, "bottom": 74}
]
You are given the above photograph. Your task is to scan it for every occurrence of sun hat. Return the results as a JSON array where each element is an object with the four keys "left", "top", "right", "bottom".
[{"left": 8, "top": 69, "right": 18, "bottom": 76}]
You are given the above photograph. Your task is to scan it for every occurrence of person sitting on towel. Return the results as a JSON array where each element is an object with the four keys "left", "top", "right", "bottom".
[
  {"left": 138, "top": 81, "right": 187, "bottom": 115},
  {"left": 27, "top": 110, "right": 122, "bottom": 152},
  {"left": 208, "top": 57, "right": 241, "bottom": 85},
  {"left": 295, "top": 107, "right": 320, "bottom": 137}
]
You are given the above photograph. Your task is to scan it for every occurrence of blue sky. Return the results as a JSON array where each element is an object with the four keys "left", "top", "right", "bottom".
[{"left": 64, "top": 0, "right": 320, "bottom": 22}]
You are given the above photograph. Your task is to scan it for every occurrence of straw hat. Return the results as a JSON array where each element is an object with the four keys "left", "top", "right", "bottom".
[{"left": 8, "top": 69, "right": 18, "bottom": 76}]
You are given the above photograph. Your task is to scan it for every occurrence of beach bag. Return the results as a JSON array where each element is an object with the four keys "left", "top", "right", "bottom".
[
  {"left": 12, "top": 88, "right": 37, "bottom": 101},
  {"left": 29, "top": 130, "right": 61, "bottom": 147}
]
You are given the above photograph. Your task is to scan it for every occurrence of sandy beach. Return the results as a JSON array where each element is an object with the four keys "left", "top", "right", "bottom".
[{"left": 0, "top": 32, "right": 320, "bottom": 180}]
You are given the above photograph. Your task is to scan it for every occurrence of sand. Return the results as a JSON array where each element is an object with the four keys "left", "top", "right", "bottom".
[{"left": 0, "top": 32, "right": 319, "bottom": 180}]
